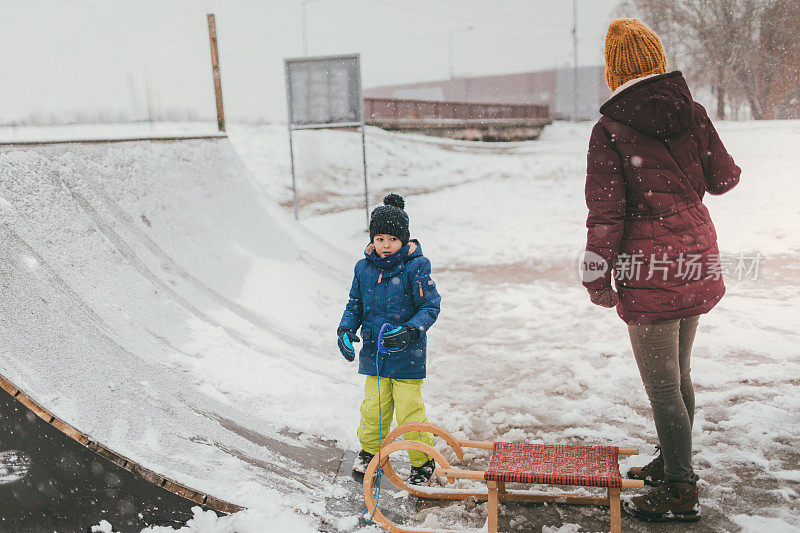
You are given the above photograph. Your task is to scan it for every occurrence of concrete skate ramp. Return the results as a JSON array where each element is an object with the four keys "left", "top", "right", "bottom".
[
  {"left": 0, "top": 137, "right": 350, "bottom": 527},
  {"left": 0, "top": 380, "right": 216, "bottom": 531}
]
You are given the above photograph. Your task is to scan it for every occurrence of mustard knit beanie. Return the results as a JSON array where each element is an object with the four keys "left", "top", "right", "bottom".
[{"left": 604, "top": 19, "right": 667, "bottom": 91}]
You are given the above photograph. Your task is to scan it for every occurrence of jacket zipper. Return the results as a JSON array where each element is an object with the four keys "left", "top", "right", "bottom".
[
  {"left": 377, "top": 270, "right": 383, "bottom": 284},
  {"left": 418, "top": 280, "right": 423, "bottom": 298}
]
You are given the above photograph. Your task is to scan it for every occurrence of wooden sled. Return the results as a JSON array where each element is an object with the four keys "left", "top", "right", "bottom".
[{"left": 362, "top": 422, "right": 645, "bottom": 533}]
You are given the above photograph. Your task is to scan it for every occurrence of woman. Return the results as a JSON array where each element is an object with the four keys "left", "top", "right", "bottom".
[{"left": 582, "top": 19, "right": 741, "bottom": 523}]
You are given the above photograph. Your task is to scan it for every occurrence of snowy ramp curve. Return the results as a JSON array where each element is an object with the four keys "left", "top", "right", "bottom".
[{"left": 0, "top": 137, "right": 354, "bottom": 520}]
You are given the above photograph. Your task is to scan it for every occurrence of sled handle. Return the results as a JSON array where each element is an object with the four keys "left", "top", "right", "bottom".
[
  {"left": 363, "top": 440, "right": 455, "bottom": 532},
  {"left": 380, "top": 422, "right": 465, "bottom": 459}
]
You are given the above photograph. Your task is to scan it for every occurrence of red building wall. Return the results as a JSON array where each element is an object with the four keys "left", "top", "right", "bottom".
[
  {"left": 364, "top": 70, "right": 557, "bottom": 106},
  {"left": 364, "top": 67, "right": 611, "bottom": 120}
]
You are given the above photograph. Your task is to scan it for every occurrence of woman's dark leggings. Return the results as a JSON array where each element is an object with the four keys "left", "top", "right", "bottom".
[{"left": 627, "top": 315, "right": 699, "bottom": 483}]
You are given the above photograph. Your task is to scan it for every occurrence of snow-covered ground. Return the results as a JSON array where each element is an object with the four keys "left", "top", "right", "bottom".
[
  {"left": 2, "top": 119, "right": 799, "bottom": 532},
  {"left": 233, "top": 119, "right": 800, "bottom": 532}
]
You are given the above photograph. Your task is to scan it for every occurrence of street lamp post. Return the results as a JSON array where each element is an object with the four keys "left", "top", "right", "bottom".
[
  {"left": 572, "top": 0, "right": 578, "bottom": 121},
  {"left": 301, "top": 0, "right": 322, "bottom": 56},
  {"left": 448, "top": 26, "right": 473, "bottom": 79}
]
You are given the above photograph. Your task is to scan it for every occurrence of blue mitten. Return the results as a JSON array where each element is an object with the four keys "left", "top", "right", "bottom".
[
  {"left": 381, "top": 325, "right": 419, "bottom": 353},
  {"left": 337, "top": 329, "right": 360, "bottom": 361}
]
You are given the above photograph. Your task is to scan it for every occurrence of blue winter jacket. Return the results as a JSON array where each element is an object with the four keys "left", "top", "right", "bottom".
[{"left": 338, "top": 239, "right": 441, "bottom": 379}]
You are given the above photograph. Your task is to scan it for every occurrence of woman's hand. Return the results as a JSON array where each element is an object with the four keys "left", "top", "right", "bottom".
[{"left": 588, "top": 287, "right": 619, "bottom": 308}]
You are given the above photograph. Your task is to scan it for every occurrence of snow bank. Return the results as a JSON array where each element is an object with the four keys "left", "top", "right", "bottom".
[{"left": 232, "top": 119, "right": 800, "bottom": 530}]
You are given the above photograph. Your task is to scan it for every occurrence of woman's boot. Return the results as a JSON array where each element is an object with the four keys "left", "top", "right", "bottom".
[
  {"left": 626, "top": 446, "right": 664, "bottom": 486},
  {"left": 623, "top": 479, "right": 701, "bottom": 522}
]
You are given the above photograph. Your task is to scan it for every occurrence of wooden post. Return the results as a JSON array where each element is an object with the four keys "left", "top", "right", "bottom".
[
  {"left": 608, "top": 487, "right": 621, "bottom": 533},
  {"left": 487, "top": 480, "right": 499, "bottom": 533},
  {"left": 207, "top": 14, "right": 226, "bottom": 132}
]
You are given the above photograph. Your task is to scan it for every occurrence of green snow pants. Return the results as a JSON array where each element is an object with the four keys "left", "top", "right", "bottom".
[{"left": 357, "top": 376, "right": 434, "bottom": 467}]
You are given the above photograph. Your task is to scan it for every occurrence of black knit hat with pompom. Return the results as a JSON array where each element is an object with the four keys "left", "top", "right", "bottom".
[{"left": 369, "top": 193, "right": 410, "bottom": 245}]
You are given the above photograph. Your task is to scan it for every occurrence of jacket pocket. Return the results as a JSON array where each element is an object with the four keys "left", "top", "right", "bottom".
[{"left": 385, "top": 277, "right": 410, "bottom": 322}]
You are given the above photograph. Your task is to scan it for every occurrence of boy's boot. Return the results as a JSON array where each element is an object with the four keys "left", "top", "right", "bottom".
[
  {"left": 352, "top": 450, "right": 375, "bottom": 474},
  {"left": 407, "top": 459, "right": 436, "bottom": 486},
  {"left": 623, "top": 479, "right": 701, "bottom": 522},
  {"left": 627, "top": 446, "right": 664, "bottom": 486}
]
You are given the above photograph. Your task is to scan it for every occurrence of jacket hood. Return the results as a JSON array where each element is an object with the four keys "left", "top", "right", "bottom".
[
  {"left": 600, "top": 71, "right": 695, "bottom": 139},
  {"left": 364, "top": 239, "right": 422, "bottom": 268}
]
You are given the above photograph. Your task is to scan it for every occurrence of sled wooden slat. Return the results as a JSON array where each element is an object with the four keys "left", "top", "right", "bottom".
[
  {"left": 435, "top": 468, "right": 485, "bottom": 480},
  {"left": 364, "top": 422, "right": 644, "bottom": 533},
  {"left": 621, "top": 479, "right": 645, "bottom": 488},
  {"left": 609, "top": 487, "right": 622, "bottom": 532},
  {"left": 487, "top": 480, "right": 499, "bottom": 533},
  {"left": 456, "top": 439, "right": 494, "bottom": 450}
]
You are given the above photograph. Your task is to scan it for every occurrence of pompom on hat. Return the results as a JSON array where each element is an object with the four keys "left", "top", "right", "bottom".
[
  {"left": 369, "top": 193, "right": 409, "bottom": 245},
  {"left": 604, "top": 18, "right": 667, "bottom": 91}
]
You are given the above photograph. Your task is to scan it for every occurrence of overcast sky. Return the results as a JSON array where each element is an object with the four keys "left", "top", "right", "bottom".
[{"left": 2, "top": 0, "right": 621, "bottom": 123}]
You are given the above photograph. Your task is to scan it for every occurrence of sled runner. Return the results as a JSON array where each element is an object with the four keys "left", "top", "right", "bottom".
[{"left": 362, "top": 422, "right": 644, "bottom": 533}]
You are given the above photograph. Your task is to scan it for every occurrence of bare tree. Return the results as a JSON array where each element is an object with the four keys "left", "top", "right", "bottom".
[{"left": 615, "top": 0, "right": 800, "bottom": 120}]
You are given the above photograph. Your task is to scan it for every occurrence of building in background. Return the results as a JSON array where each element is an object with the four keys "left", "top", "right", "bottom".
[
  {"left": 365, "top": 66, "right": 610, "bottom": 121},
  {"left": 363, "top": 98, "right": 551, "bottom": 141}
]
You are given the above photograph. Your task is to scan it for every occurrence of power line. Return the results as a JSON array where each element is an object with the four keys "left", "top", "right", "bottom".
[{"left": 428, "top": 0, "right": 570, "bottom": 28}]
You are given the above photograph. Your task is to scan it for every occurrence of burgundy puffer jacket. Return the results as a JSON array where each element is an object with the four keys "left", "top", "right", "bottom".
[{"left": 583, "top": 71, "right": 741, "bottom": 325}]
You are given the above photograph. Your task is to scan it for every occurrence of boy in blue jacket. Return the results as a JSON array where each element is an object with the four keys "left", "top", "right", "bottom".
[{"left": 337, "top": 193, "right": 442, "bottom": 485}]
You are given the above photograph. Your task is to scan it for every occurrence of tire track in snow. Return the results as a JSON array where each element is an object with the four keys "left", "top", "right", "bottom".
[{"left": 55, "top": 174, "right": 348, "bottom": 386}]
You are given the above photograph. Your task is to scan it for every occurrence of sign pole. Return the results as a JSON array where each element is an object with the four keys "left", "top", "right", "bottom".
[
  {"left": 284, "top": 54, "right": 364, "bottom": 222},
  {"left": 288, "top": 127, "right": 299, "bottom": 220},
  {"left": 361, "top": 125, "right": 369, "bottom": 230}
]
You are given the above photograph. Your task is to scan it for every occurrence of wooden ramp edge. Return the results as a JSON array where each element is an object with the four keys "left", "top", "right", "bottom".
[
  {"left": 0, "top": 134, "right": 227, "bottom": 146},
  {"left": 0, "top": 372, "right": 244, "bottom": 515}
]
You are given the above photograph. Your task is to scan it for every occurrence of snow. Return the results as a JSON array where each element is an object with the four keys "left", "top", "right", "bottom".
[
  {"left": 93, "top": 503, "right": 321, "bottom": 533},
  {"left": 237, "top": 119, "right": 800, "bottom": 530},
  {"left": 1, "top": 119, "right": 799, "bottom": 531},
  {"left": 140, "top": 505, "right": 318, "bottom": 533},
  {"left": 542, "top": 525, "right": 582, "bottom": 533},
  {"left": 0, "top": 451, "right": 32, "bottom": 485},
  {"left": 731, "top": 514, "right": 800, "bottom": 533},
  {"left": 0, "top": 136, "right": 354, "bottom": 527},
  {"left": 91, "top": 520, "right": 116, "bottom": 533}
]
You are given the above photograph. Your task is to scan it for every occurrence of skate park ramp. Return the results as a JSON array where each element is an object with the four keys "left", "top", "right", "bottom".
[
  {"left": 0, "top": 136, "right": 361, "bottom": 529},
  {"left": 0, "top": 381, "right": 218, "bottom": 531}
]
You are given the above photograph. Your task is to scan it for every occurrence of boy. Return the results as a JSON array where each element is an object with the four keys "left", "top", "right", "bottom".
[{"left": 337, "top": 193, "right": 442, "bottom": 485}]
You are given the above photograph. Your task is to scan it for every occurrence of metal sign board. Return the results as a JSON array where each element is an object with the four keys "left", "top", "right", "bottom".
[
  {"left": 283, "top": 53, "right": 369, "bottom": 226},
  {"left": 285, "top": 54, "right": 363, "bottom": 128}
]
